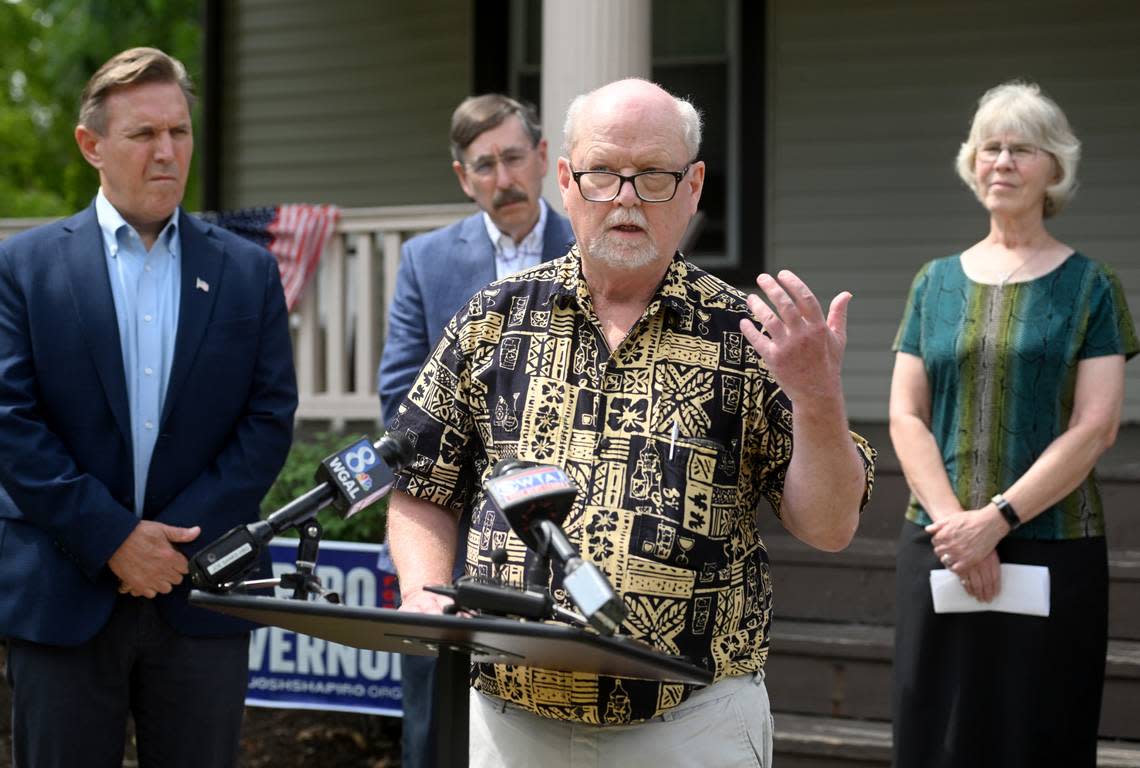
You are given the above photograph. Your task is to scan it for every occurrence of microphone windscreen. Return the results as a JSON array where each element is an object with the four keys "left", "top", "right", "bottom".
[
  {"left": 483, "top": 463, "right": 578, "bottom": 548},
  {"left": 377, "top": 432, "right": 416, "bottom": 469}
]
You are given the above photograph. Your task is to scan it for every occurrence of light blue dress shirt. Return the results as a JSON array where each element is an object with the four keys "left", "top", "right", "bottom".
[{"left": 95, "top": 190, "right": 182, "bottom": 516}]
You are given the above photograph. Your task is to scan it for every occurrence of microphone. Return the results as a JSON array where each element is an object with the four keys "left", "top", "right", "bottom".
[
  {"left": 189, "top": 433, "right": 415, "bottom": 590},
  {"left": 483, "top": 459, "right": 629, "bottom": 635},
  {"left": 483, "top": 460, "right": 576, "bottom": 548}
]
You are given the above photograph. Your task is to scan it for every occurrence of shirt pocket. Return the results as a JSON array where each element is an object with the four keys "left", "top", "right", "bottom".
[{"left": 628, "top": 437, "right": 735, "bottom": 575}]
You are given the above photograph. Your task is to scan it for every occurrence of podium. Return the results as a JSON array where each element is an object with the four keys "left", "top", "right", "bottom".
[{"left": 191, "top": 591, "right": 712, "bottom": 768}]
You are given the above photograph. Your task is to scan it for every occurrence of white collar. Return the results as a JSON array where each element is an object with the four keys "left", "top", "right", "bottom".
[
  {"left": 482, "top": 198, "right": 548, "bottom": 253},
  {"left": 95, "top": 188, "right": 180, "bottom": 257}
]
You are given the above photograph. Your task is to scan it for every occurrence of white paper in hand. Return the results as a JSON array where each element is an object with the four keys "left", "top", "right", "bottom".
[{"left": 929, "top": 564, "right": 1050, "bottom": 617}]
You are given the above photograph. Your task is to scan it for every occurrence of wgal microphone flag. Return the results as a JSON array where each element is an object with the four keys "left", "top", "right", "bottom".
[{"left": 199, "top": 204, "right": 339, "bottom": 310}]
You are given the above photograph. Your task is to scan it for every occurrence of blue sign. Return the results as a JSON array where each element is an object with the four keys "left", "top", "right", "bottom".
[{"left": 245, "top": 538, "right": 404, "bottom": 716}]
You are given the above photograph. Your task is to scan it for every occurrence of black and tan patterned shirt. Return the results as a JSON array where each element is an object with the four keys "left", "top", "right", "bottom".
[{"left": 391, "top": 246, "right": 875, "bottom": 724}]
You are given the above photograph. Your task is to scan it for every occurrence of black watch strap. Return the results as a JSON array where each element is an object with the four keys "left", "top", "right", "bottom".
[{"left": 991, "top": 493, "right": 1020, "bottom": 530}]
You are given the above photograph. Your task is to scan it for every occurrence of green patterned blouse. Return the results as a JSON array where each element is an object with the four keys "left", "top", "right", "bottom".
[{"left": 893, "top": 253, "right": 1138, "bottom": 539}]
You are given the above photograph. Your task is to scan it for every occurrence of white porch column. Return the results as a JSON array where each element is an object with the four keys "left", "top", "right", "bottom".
[{"left": 540, "top": 0, "right": 651, "bottom": 214}]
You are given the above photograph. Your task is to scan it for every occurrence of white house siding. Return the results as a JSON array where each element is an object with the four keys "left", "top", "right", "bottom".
[
  {"left": 765, "top": 0, "right": 1140, "bottom": 421},
  {"left": 220, "top": 0, "right": 472, "bottom": 208}
]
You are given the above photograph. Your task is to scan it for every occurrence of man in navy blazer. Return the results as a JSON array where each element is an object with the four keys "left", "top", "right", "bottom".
[
  {"left": 377, "top": 93, "right": 573, "bottom": 768},
  {"left": 0, "top": 48, "right": 297, "bottom": 768}
]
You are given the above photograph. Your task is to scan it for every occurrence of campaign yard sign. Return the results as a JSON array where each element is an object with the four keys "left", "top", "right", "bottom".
[{"left": 245, "top": 539, "right": 404, "bottom": 716}]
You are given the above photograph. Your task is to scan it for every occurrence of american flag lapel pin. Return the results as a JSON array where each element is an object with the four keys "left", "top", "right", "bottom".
[{"left": 195, "top": 277, "right": 209, "bottom": 293}]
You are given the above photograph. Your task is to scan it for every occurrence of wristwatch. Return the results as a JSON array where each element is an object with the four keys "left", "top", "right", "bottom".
[{"left": 991, "top": 493, "right": 1020, "bottom": 531}]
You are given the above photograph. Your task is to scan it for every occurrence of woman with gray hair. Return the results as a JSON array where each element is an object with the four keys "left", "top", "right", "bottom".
[{"left": 888, "top": 81, "right": 1137, "bottom": 766}]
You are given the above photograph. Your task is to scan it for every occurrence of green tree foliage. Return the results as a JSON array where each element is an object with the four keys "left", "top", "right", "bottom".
[
  {"left": 261, "top": 432, "right": 392, "bottom": 544},
  {"left": 0, "top": 0, "right": 201, "bottom": 217}
]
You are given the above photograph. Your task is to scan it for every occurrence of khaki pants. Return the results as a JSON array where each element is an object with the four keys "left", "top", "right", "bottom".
[{"left": 469, "top": 672, "right": 773, "bottom": 768}]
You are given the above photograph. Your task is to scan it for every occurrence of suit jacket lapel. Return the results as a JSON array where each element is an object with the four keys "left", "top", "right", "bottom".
[
  {"left": 541, "top": 208, "right": 573, "bottom": 263},
  {"left": 61, "top": 207, "right": 132, "bottom": 445},
  {"left": 161, "top": 212, "right": 223, "bottom": 425},
  {"left": 457, "top": 213, "right": 497, "bottom": 287}
]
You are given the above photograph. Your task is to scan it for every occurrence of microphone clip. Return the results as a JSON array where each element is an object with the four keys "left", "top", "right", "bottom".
[
  {"left": 210, "top": 519, "right": 341, "bottom": 603},
  {"left": 424, "top": 576, "right": 589, "bottom": 628}
]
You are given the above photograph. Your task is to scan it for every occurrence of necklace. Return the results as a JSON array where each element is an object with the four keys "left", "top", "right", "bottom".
[{"left": 996, "top": 250, "right": 1040, "bottom": 288}]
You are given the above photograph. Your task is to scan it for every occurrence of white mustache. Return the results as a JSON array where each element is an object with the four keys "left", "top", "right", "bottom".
[{"left": 603, "top": 209, "right": 649, "bottom": 229}]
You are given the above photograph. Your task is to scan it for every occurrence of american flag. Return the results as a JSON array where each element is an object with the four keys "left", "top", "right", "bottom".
[{"left": 199, "top": 204, "right": 340, "bottom": 310}]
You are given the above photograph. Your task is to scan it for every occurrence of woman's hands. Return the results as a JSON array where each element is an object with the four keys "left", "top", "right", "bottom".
[
  {"left": 957, "top": 550, "right": 1002, "bottom": 602},
  {"left": 927, "top": 505, "right": 1011, "bottom": 601}
]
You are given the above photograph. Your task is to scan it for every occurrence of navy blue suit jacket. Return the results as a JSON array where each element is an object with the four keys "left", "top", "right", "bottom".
[
  {"left": 0, "top": 204, "right": 298, "bottom": 645},
  {"left": 377, "top": 206, "right": 574, "bottom": 422}
]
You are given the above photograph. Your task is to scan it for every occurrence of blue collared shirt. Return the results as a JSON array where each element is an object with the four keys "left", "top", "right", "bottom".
[
  {"left": 483, "top": 198, "right": 549, "bottom": 279},
  {"left": 95, "top": 190, "right": 182, "bottom": 516}
]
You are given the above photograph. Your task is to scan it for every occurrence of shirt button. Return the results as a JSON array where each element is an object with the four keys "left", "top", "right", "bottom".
[
  {"left": 143, "top": 314, "right": 153, "bottom": 322},
  {"left": 144, "top": 420, "right": 154, "bottom": 430},
  {"left": 145, "top": 265, "right": 152, "bottom": 273},
  {"left": 144, "top": 367, "right": 154, "bottom": 376},
  {"left": 599, "top": 437, "right": 611, "bottom": 450}
]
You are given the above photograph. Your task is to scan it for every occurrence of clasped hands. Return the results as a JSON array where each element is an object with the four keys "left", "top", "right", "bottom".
[
  {"left": 108, "top": 520, "right": 200, "bottom": 598},
  {"left": 927, "top": 506, "right": 1011, "bottom": 602}
]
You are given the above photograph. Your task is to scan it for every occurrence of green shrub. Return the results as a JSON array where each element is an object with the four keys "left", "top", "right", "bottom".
[{"left": 261, "top": 432, "right": 390, "bottom": 544}]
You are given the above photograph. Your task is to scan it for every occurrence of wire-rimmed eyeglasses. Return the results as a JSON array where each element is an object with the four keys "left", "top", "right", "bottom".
[
  {"left": 464, "top": 148, "right": 533, "bottom": 178},
  {"left": 977, "top": 142, "right": 1040, "bottom": 163},
  {"left": 570, "top": 165, "right": 691, "bottom": 203}
]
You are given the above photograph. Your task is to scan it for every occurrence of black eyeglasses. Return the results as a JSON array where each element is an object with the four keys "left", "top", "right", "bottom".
[{"left": 570, "top": 165, "right": 691, "bottom": 203}]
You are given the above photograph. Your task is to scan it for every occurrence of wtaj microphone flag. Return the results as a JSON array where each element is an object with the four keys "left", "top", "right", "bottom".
[{"left": 244, "top": 539, "right": 404, "bottom": 716}]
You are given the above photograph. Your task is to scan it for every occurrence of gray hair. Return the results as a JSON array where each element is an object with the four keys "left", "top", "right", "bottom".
[
  {"left": 78, "top": 47, "right": 195, "bottom": 135},
  {"left": 954, "top": 81, "right": 1080, "bottom": 218},
  {"left": 562, "top": 79, "right": 703, "bottom": 160}
]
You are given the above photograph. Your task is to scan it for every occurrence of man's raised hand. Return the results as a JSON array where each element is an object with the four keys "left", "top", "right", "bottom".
[{"left": 739, "top": 270, "right": 851, "bottom": 404}]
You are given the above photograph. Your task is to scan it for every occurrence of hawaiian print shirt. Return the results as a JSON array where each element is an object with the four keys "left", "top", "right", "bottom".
[{"left": 391, "top": 246, "right": 875, "bottom": 724}]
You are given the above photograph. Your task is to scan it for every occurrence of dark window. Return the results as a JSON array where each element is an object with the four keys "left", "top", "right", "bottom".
[{"left": 473, "top": 0, "right": 512, "bottom": 95}]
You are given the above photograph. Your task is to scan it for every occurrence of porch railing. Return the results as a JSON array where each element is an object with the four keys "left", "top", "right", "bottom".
[
  {"left": 293, "top": 203, "right": 473, "bottom": 423},
  {"left": 0, "top": 202, "right": 476, "bottom": 425}
]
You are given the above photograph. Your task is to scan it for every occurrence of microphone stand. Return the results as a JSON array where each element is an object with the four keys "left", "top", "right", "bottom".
[
  {"left": 218, "top": 520, "right": 342, "bottom": 603},
  {"left": 524, "top": 532, "right": 554, "bottom": 593}
]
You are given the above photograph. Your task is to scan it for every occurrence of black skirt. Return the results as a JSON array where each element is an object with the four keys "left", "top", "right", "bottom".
[{"left": 891, "top": 521, "right": 1107, "bottom": 768}]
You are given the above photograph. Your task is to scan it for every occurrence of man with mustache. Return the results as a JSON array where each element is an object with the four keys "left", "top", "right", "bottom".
[
  {"left": 378, "top": 93, "right": 572, "bottom": 768},
  {"left": 0, "top": 48, "right": 297, "bottom": 767},
  {"left": 385, "top": 78, "right": 875, "bottom": 766}
]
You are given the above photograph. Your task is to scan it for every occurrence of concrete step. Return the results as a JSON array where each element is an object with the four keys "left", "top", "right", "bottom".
[
  {"left": 762, "top": 533, "right": 1140, "bottom": 640},
  {"left": 772, "top": 713, "right": 1140, "bottom": 768},
  {"left": 767, "top": 620, "right": 1140, "bottom": 740}
]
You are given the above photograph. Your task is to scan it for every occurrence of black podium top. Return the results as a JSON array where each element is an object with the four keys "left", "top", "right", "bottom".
[{"left": 190, "top": 591, "right": 712, "bottom": 686}]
